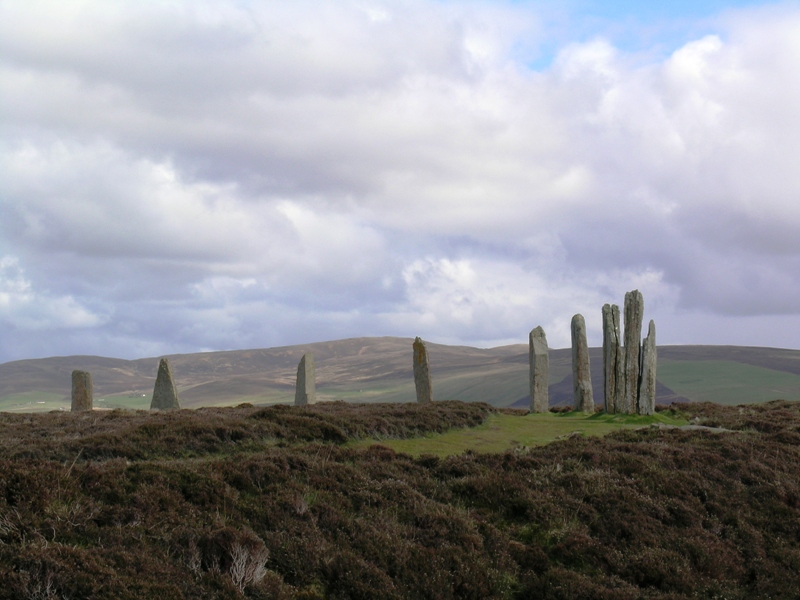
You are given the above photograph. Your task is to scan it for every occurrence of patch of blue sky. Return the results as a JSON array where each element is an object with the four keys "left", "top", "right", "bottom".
[{"left": 505, "top": 0, "right": 785, "bottom": 70}]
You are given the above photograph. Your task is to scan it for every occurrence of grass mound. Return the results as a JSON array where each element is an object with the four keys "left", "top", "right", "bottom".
[{"left": 351, "top": 408, "right": 688, "bottom": 457}]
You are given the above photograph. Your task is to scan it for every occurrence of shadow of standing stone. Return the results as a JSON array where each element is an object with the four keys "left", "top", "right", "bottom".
[
  {"left": 413, "top": 337, "right": 432, "bottom": 404},
  {"left": 71, "top": 370, "right": 93, "bottom": 412},
  {"left": 295, "top": 353, "right": 317, "bottom": 406},
  {"left": 150, "top": 358, "right": 180, "bottom": 410},
  {"left": 529, "top": 326, "right": 549, "bottom": 413}
]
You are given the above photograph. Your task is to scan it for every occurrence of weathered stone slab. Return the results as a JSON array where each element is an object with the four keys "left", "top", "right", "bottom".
[
  {"left": 413, "top": 337, "right": 432, "bottom": 404},
  {"left": 71, "top": 370, "right": 93, "bottom": 412},
  {"left": 294, "top": 353, "right": 317, "bottom": 406},
  {"left": 622, "top": 290, "right": 644, "bottom": 414},
  {"left": 150, "top": 358, "right": 180, "bottom": 410},
  {"left": 602, "top": 304, "right": 624, "bottom": 414},
  {"left": 638, "top": 320, "right": 657, "bottom": 415},
  {"left": 571, "top": 314, "right": 594, "bottom": 413},
  {"left": 529, "top": 326, "right": 549, "bottom": 413}
]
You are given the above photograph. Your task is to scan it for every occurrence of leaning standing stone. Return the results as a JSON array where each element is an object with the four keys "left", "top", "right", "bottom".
[
  {"left": 150, "top": 358, "right": 180, "bottom": 410},
  {"left": 622, "top": 290, "right": 644, "bottom": 414},
  {"left": 638, "top": 320, "right": 657, "bottom": 415},
  {"left": 294, "top": 352, "right": 317, "bottom": 406},
  {"left": 571, "top": 314, "right": 594, "bottom": 413},
  {"left": 529, "top": 326, "right": 549, "bottom": 413},
  {"left": 71, "top": 370, "right": 93, "bottom": 412},
  {"left": 601, "top": 304, "right": 623, "bottom": 414},
  {"left": 413, "top": 337, "right": 433, "bottom": 404}
]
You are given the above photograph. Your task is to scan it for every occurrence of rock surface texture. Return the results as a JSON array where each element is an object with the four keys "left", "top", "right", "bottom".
[
  {"left": 413, "top": 337, "right": 433, "bottom": 404},
  {"left": 294, "top": 353, "right": 317, "bottom": 406},
  {"left": 638, "top": 320, "right": 657, "bottom": 415},
  {"left": 150, "top": 358, "right": 181, "bottom": 410},
  {"left": 571, "top": 314, "right": 594, "bottom": 413},
  {"left": 622, "top": 290, "right": 644, "bottom": 414},
  {"left": 602, "top": 304, "right": 624, "bottom": 414},
  {"left": 529, "top": 326, "right": 549, "bottom": 413},
  {"left": 71, "top": 370, "right": 93, "bottom": 412}
]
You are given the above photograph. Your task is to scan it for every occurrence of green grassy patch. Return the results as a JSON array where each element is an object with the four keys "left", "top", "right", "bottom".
[
  {"left": 433, "top": 370, "right": 528, "bottom": 407},
  {"left": 658, "top": 360, "right": 800, "bottom": 404},
  {"left": 0, "top": 392, "right": 68, "bottom": 412},
  {"left": 99, "top": 393, "right": 152, "bottom": 410},
  {"left": 350, "top": 410, "right": 688, "bottom": 457}
]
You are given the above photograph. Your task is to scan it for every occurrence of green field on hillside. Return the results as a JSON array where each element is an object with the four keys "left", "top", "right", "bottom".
[
  {"left": 350, "top": 410, "right": 688, "bottom": 457},
  {"left": 658, "top": 360, "right": 800, "bottom": 405},
  {"left": 0, "top": 392, "right": 67, "bottom": 412}
]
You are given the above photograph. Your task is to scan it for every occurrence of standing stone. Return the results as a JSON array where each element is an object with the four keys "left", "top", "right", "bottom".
[
  {"left": 638, "top": 320, "right": 657, "bottom": 415},
  {"left": 150, "top": 358, "right": 180, "bottom": 410},
  {"left": 71, "top": 370, "right": 93, "bottom": 412},
  {"left": 601, "top": 304, "right": 624, "bottom": 414},
  {"left": 294, "top": 353, "right": 317, "bottom": 406},
  {"left": 622, "top": 290, "right": 644, "bottom": 414},
  {"left": 571, "top": 314, "right": 594, "bottom": 413},
  {"left": 412, "top": 337, "right": 433, "bottom": 404},
  {"left": 529, "top": 326, "right": 549, "bottom": 413}
]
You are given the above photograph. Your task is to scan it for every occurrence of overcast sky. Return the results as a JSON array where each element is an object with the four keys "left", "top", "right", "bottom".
[{"left": 2, "top": 0, "right": 800, "bottom": 362}]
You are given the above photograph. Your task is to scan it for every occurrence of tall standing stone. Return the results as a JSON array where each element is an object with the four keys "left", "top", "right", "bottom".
[
  {"left": 602, "top": 304, "right": 624, "bottom": 414},
  {"left": 529, "top": 326, "right": 549, "bottom": 413},
  {"left": 571, "top": 314, "right": 594, "bottom": 413},
  {"left": 413, "top": 337, "right": 433, "bottom": 404},
  {"left": 71, "top": 370, "right": 93, "bottom": 412},
  {"left": 622, "top": 290, "right": 644, "bottom": 414},
  {"left": 638, "top": 320, "right": 657, "bottom": 415},
  {"left": 294, "top": 353, "right": 317, "bottom": 406},
  {"left": 150, "top": 358, "right": 180, "bottom": 410}
]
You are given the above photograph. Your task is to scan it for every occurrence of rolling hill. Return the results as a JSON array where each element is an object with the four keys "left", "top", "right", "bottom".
[{"left": 2, "top": 337, "right": 800, "bottom": 412}]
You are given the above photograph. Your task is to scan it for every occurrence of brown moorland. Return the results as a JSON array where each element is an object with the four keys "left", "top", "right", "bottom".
[{"left": 1, "top": 400, "right": 800, "bottom": 598}]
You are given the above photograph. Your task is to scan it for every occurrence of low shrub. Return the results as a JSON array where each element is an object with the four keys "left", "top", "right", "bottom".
[{"left": 1, "top": 401, "right": 800, "bottom": 597}]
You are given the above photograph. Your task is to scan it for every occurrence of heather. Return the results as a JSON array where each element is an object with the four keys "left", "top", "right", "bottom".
[{"left": 1, "top": 400, "right": 800, "bottom": 598}]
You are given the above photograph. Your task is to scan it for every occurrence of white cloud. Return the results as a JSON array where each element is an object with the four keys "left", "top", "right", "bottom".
[
  {"left": 0, "top": 257, "right": 106, "bottom": 331},
  {"left": 388, "top": 256, "right": 677, "bottom": 348}
]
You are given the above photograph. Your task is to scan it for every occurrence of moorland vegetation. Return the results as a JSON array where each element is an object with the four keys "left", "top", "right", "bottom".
[{"left": 1, "top": 400, "right": 800, "bottom": 598}]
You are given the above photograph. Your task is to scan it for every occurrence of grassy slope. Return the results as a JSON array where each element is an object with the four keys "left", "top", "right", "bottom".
[
  {"left": 657, "top": 360, "right": 800, "bottom": 404},
  {"left": 0, "top": 392, "right": 65, "bottom": 412}
]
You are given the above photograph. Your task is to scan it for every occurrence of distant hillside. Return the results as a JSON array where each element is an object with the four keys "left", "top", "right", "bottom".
[{"left": 2, "top": 337, "right": 800, "bottom": 412}]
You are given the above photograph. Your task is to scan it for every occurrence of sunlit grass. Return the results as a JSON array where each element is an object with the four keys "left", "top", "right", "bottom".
[
  {"left": 350, "top": 410, "right": 689, "bottom": 457},
  {"left": 658, "top": 360, "right": 800, "bottom": 404},
  {"left": 0, "top": 392, "right": 68, "bottom": 412}
]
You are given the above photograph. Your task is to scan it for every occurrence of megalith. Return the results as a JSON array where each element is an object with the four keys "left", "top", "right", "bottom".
[
  {"left": 622, "top": 290, "right": 644, "bottom": 414},
  {"left": 638, "top": 320, "right": 657, "bottom": 415},
  {"left": 602, "top": 304, "right": 624, "bottom": 414},
  {"left": 150, "top": 358, "right": 180, "bottom": 410},
  {"left": 71, "top": 370, "right": 93, "bottom": 412},
  {"left": 294, "top": 352, "right": 317, "bottom": 406},
  {"left": 413, "top": 337, "right": 433, "bottom": 404},
  {"left": 529, "top": 326, "right": 549, "bottom": 413},
  {"left": 571, "top": 314, "right": 594, "bottom": 413}
]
